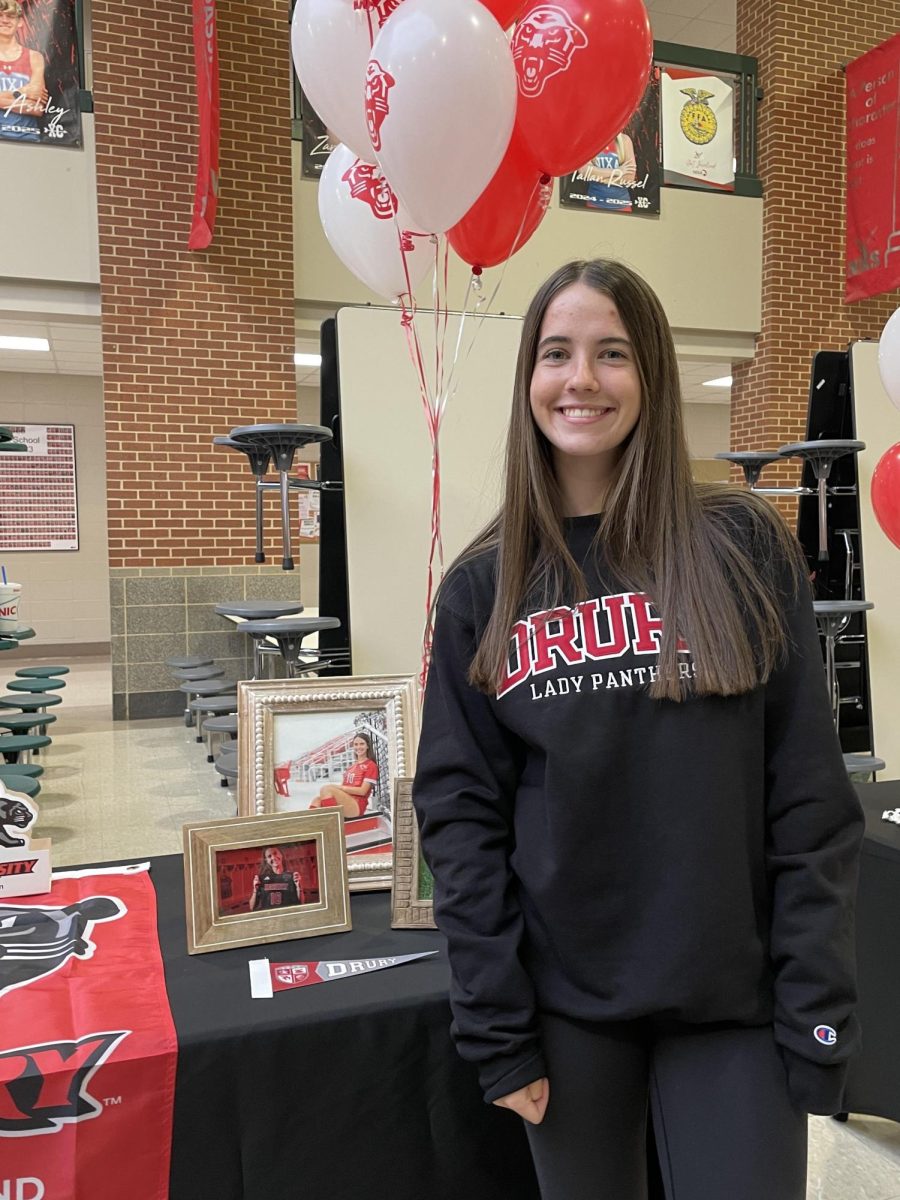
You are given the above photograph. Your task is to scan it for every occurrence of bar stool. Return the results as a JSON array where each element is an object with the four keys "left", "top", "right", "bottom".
[
  {"left": 213, "top": 436, "right": 274, "bottom": 564},
  {"left": 0, "top": 713, "right": 57, "bottom": 734},
  {"left": 166, "top": 655, "right": 215, "bottom": 670},
  {"left": 0, "top": 774, "right": 40, "bottom": 798},
  {"left": 0, "top": 762, "right": 43, "bottom": 779},
  {"left": 6, "top": 677, "right": 66, "bottom": 693},
  {"left": 227, "top": 424, "right": 332, "bottom": 571},
  {"left": 842, "top": 753, "right": 885, "bottom": 780},
  {"left": 214, "top": 601, "right": 306, "bottom": 679},
  {"left": 812, "top": 600, "right": 874, "bottom": 729},
  {"left": 0, "top": 734, "right": 52, "bottom": 764},
  {"left": 171, "top": 665, "right": 226, "bottom": 682},
  {"left": 777, "top": 440, "right": 865, "bottom": 560},
  {"left": 713, "top": 451, "right": 781, "bottom": 488},
  {"left": 178, "top": 678, "right": 236, "bottom": 727},
  {"left": 14, "top": 665, "right": 70, "bottom": 678},
  {"left": 237, "top": 617, "right": 341, "bottom": 678},
  {"left": 188, "top": 694, "right": 239, "bottom": 754},
  {"left": 215, "top": 747, "right": 239, "bottom": 789},
  {"left": 0, "top": 693, "right": 63, "bottom": 713},
  {"left": 202, "top": 713, "right": 238, "bottom": 764}
]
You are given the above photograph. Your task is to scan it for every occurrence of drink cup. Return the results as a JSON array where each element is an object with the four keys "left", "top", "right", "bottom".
[{"left": 0, "top": 583, "right": 22, "bottom": 632}]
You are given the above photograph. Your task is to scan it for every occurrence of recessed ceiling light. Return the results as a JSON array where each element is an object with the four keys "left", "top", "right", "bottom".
[
  {"left": 294, "top": 352, "right": 321, "bottom": 368},
  {"left": 0, "top": 335, "right": 50, "bottom": 352},
  {"left": 702, "top": 375, "right": 732, "bottom": 388}
]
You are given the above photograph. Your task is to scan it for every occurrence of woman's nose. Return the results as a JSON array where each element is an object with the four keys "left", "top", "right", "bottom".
[{"left": 567, "top": 356, "right": 600, "bottom": 390}]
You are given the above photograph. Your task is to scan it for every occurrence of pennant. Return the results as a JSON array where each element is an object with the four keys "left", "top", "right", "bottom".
[
  {"left": 188, "top": 0, "right": 220, "bottom": 250},
  {"left": 249, "top": 951, "right": 437, "bottom": 998}
]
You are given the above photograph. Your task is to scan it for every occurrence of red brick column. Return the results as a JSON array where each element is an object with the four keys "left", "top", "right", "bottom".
[{"left": 732, "top": 2, "right": 900, "bottom": 504}]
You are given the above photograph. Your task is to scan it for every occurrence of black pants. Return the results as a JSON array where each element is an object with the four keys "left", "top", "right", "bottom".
[{"left": 524, "top": 1014, "right": 808, "bottom": 1200}]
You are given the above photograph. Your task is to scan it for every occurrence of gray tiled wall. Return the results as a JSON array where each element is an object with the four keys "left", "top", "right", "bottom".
[{"left": 110, "top": 567, "right": 304, "bottom": 719}]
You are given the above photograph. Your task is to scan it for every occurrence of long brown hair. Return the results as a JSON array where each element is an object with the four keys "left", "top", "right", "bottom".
[{"left": 456, "top": 259, "right": 806, "bottom": 702}]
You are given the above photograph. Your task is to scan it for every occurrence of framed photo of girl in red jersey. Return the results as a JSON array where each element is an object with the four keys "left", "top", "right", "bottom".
[{"left": 237, "top": 675, "right": 420, "bottom": 893}]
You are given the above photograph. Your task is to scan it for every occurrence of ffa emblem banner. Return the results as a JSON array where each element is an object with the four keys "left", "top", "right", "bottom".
[
  {"left": 0, "top": 863, "right": 177, "bottom": 1200},
  {"left": 845, "top": 33, "right": 900, "bottom": 302},
  {"left": 661, "top": 67, "right": 735, "bottom": 192}
]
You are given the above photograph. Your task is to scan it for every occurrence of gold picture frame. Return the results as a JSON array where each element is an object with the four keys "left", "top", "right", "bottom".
[
  {"left": 237, "top": 675, "right": 420, "bottom": 893},
  {"left": 390, "top": 778, "right": 436, "bottom": 930},
  {"left": 183, "top": 810, "right": 351, "bottom": 955}
]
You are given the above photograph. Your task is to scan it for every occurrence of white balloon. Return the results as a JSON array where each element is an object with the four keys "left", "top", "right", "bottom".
[
  {"left": 292, "top": 0, "right": 378, "bottom": 164},
  {"left": 878, "top": 307, "right": 900, "bottom": 413},
  {"left": 318, "top": 144, "right": 432, "bottom": 300},
  {"left": 367, "top": 0, "right": 517, "bottom": 234}
]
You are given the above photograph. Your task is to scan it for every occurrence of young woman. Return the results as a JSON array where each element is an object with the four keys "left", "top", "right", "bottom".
[
  {"left": 250, "top": 845, "right": 302, "bottom": 911},
  {"left": 412, "top": 259, "right": 863, "bottom": 1199},
  {"left": 309, "top": 732, "right": 378, "bottom": 819},
  {"left": 0, "top": 0, "right": 46, "bottom": 143}
]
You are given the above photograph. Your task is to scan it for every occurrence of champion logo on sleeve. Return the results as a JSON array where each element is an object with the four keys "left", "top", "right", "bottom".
[{"left": 814, "top": 1025, "right": 837, "bottom": 1046}]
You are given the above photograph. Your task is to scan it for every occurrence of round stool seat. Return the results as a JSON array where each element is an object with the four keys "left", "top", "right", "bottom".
[
  {"left": 0, "top": 693, "right": 62, "bottom": 710},
  {"left": 178, "top": 679, "right": 236, "bottom": 697},
  {"left": 239, "top": 617, "right": 341, "bottom": 679},
  {"left": 214, "top": 600, "right": 305, "bottom": 620},
  {"left": 203, "top": 713, "right": 238, "bottom": 734},
  {"left": 777, "top": 439, "right": 866, "bottom": 473},
  {"left": 213, "top": 434, "right": 272, "bottom": 476},
  {"left": 0, "top": 713, "right": 57, "bottom": 732},
  {"left": 0, "top": 762, "right": 43, "bottom": 778},
  {"left": 812, "top": 600, "right": 875, "bottom": 615},
  {"left": 166, "top": 655, "right": 214, "bottom": 669},
  {"left": 189, "top": 695, "right": 239, "bottom": 716},
  {"left": 0, "top": 774, "right": 40, "bottom": 797},
  {"left": 14, "top": 665, "right": 70, "bottom": 678},
  {"left": 171, "top": 665, "right": 225, "bottom": 681},
  {"left": 228, "top": 423, "right": 332, "bottom": 470},
  {"left": 0, "top": 639, "right": 18, "bottom": 652},
  {"left": 6, "top": 678, "right": 66, "bottom": 692},
  {"left": 843, "top": 753, "right": 885, "bottom": 776},
  {"left": 714, "top": 451, "right": 781, "bottom": 488},
  {"left": 0, "top": 734, "right": 52, "bottom": 754},
  {"left": 214, "top": 753, "right": 238, "bottom": 784}
]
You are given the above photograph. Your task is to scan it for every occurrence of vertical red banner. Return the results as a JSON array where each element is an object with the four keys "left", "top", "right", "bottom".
[
  {"left": 846, "top": 33, "right": 900, "bottom": 302},
  {"left": 0, "top": 864, "right": 177, "bottom": 1200},
  {"left": 189, "top": 0, "right": 220, "bottom": 250}
]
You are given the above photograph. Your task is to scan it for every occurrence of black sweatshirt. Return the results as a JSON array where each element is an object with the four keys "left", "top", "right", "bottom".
[{"left": 413, "top": 511, "right": 864, "bottom": 1114}]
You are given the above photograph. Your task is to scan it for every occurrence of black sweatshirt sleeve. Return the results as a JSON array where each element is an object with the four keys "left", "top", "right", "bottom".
[
  {"left": 764, "top": 562, "right": 865, "bottom": 1115},
  {"left": 412, "top": 594, "right": 546, "bottom": 1104}
]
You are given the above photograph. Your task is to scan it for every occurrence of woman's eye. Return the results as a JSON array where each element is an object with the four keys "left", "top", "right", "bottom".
[{"left": 543, "top": 349, "right": 566, "bottom": 361}]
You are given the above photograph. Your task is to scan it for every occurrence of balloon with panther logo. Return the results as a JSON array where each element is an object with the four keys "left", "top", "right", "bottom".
[
  {"left": 511, "top": 0, "right": 652, "bottom": 176},
  {"left": 318, "top": 143, "right": 432, "bottom": 299}
]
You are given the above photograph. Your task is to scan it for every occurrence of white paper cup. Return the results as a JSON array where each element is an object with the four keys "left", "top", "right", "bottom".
[{"left": 0, "top": 583, "right": 22, "bottom": 632}]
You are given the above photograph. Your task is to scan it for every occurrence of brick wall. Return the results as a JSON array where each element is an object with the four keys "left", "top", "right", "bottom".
[
  {"left": 733, "top": 0, "right": 900, "bottom": 505},
  {"left": 92, "top": 0, "right": 297, "bottom": 569}
]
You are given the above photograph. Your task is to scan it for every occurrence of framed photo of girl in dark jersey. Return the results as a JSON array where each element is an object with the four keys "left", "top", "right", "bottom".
[
  {"left": 237, "top": 675, "right": 420, "bottom": 894},
  {"left": 183, "top": 810, "right": 351, "bottom": 955}
]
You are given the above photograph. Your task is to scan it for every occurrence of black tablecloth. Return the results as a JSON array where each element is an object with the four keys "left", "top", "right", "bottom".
[{"left": 150, "top": 855, "right": 539, "bottom": 1200}]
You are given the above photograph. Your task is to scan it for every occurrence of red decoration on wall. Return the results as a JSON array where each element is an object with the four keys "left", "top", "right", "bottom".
[{"left": 189, "top": 0, "right": 220, "bottom": 251}]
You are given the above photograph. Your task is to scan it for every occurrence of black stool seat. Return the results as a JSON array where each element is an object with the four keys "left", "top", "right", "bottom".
[
  {"left": 214, "top": 601, "right": 305, "bottom": 619},
  {"left": 714, "top": 451, "right": 781, "bottom": 488},
  {"left": 15, "top": 665, "right": 70, "bottom": 678},
  {"left": 843, "top": 753, "right": 885, "bottom": 775},
  {"left": 812, "top": 600, "right": 875, "bottom": 615},
  {"left": 228, "top": 424, "right": 332, "bottom": 469},
  {"left": 213, "top": 435, "right": 273, "bottom": 476},
  {"left": 166, "top": 655, "right": 214, "bottom": 669},
  {"left": 777, "top": 439, "right": 866, "bottom": 471},
  {"left": 0, "top": 693, "right": 62, "bottom": 710}
]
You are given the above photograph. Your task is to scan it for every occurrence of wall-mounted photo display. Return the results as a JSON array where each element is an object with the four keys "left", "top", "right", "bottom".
[
  {"left": 660, "top": 65, "right": 735, "bottom": 192},
  {"left": 390, "top": 777, "right": 435, "bottom": 931},
  {"left": 559, "top": 68, "right": 661, "bottom": 216},
  {"left": 0, "top": 423, "right": 78, "bottom": 550},
  {"left": 183, "top": 810, "right": 351, "bottom": 955},
  {"left": 237, "top": 675, "right": 420, "bottom": 893},
  {"left": 0, "top": 0, "right": 82, "bottom": 147}
]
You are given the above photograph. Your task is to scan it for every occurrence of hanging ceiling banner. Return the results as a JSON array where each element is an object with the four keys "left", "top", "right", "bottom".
[
  {"left": 845, "top": 33, "right": 900, "bottom": 302},
  {"left": 661, "top": 66, "right": 735, "bottom": 192},
  {"left": 188, "top": 0, "right": 220, "bottom": 251},
  {"left": 0, "top": 0, "right": 82, "bottom": 147}
]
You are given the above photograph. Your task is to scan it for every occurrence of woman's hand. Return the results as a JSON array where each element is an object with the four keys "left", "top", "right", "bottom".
[
  {"left": 492, "top": 1078, "right": 549, "bottom": 1125},
  {"left": 292, "top": 871, "right": 301, "bottom": 889},
  {"left": 252, "top": 875, "right": 260, "bottom": 892}
]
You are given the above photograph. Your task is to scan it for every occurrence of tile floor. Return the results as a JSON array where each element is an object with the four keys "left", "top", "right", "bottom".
[{"left": 18, "top": 657, "right": 900, "bottom": 1200}]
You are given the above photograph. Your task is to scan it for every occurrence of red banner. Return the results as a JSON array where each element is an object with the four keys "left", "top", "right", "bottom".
[
  {"left": 189, "top": 0, "right": 220, "bottom": 250},
  {"left": 0, "top": 864, "right": 177, "bottom": 1200},
  {"left": 846, "top": 33, "right": 900, "bottom": 301}
]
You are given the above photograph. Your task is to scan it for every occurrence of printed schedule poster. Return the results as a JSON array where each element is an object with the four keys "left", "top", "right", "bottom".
[
  {"left": 0, "top": 423, "right": 79, "bottom": 550},
  {"left": 0, "top": 0, "right": 83, "bottom": 147}
]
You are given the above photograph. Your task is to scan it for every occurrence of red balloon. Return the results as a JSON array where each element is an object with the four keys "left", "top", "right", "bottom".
[
  {"left": 510, "top": 0, "right": 653, "bottom": 177},
  {"left": 448, "top": 130, "right": 548, "bottom": 270},
  {"left": 478, "top": 0, "right": 529, "bottom": 27},
  {"left": 871, "top": 442, "right": 900, "bottom": 550}
]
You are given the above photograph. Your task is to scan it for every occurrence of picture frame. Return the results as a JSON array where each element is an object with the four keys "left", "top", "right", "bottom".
[
  {"left": 390, "top": 778, "right": 436, "bottom": 930},
  {"left": 183, "top": 810, "right": 351, "bottom": 955},
  {"left": 237, "top": 675, "right": 420, "bottom": 893}
]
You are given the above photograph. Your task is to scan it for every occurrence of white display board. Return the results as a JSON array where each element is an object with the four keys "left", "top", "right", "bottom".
[
  {"left": 850, "top": 341, "right": 900, "bottom": 781},
  {"left": 337, "top": 307, "right": 523, "bottom": 677}
]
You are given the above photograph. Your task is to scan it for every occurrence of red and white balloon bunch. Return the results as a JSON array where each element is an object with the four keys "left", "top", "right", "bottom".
[{"left": 292, "top": 0, "right": 654, "bottom": 298}]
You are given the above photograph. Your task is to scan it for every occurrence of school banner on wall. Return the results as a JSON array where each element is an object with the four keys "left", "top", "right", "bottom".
[
  {"left": 560, "top": 68, "right": 661, "bottom": 216},
  {"left": 661, "top": 67, "right": 734, "bottom": 191},
  {"left": 845, "top": 33, "right": 900, "bottom": 302},
  {"left": 188, "top": 0, "right": 220, "bottom": 251},
  {"left": 0, "top": 0, "right": 82, "bottom": 146}
]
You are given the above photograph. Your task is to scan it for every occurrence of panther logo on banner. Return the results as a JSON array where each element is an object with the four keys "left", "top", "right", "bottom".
[
  {"left": 0, "top": 896, "right": 125, "bottom": 998},
  {"left": 364, "top": 59, "right": 395, "bottom": 151},
  {"left": 341, "top": 161, "right": 398, "bottom": 220},
  {"left": 512, "top": 6, "right": 588, "bottom": 97}
]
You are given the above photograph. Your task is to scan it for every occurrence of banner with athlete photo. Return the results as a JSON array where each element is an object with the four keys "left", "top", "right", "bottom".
[
  {"left": 0, "top": 0, "right": 82, "bottom": 146},
  {"left": 845, "top": 33, "right": 900, "bottom": 302},
  {"left": 560, "top": 68, "right": 661, "bottom": 216},
  {"left": 0, "top": 863, "right": 177, "bottom": 1200},
  {"left": 661, "top": 66, "right": 735, "bottom": 191}
]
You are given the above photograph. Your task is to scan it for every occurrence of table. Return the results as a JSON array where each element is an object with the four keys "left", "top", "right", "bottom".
[
  {"left": 149, "top": 855, "right": 540, "bottom": 1200},
  {"left": 844, "top": 781, "right": 900, "bottom": 1123}
]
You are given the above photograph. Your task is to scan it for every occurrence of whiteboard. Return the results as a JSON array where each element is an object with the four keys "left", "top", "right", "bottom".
[{"left": 337, "top": 306, "right": 523, "bottom": 677}]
